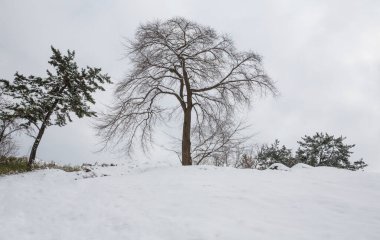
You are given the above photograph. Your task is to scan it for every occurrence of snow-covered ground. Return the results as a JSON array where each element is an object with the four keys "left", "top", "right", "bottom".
[{"left": 1, "top": 163, "right": 379, "bottom": 240}]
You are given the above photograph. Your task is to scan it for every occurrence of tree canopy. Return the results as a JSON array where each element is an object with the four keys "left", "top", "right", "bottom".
[
  {"left": 1, "top": 47, "right": 111, "bottom": 164},
  {"left": 295, "top": 132, "right": 355, "bottom": 168},
  {"left": 97, "top": 17, "right": 277, "bottom": 165}
]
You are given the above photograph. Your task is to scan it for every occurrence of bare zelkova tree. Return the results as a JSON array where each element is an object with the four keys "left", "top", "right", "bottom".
[{"left": 97, "top": 17, "right": 277, "bottom": 165}]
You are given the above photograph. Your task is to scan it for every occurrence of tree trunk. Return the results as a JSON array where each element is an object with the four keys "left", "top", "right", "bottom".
[
  {"left": 28, "top": 97, "right": 61, "bottom": 167},
  {"left": 182, "top": 108, "right": 192, "bottom": 166},
  {"left": 28, "top": 121, "right": 48, "bottom": 166}
]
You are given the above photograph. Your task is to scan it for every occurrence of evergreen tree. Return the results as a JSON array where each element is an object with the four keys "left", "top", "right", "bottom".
[
  {"left": 0, "top": 47, "right": 111, "bottom": 165},
  {"left": 256, "top": 139, "right": 295, "bottom": 169},
  {"left": 295, "top": 132, "right": 354, "bottom": 168},
  {"left": 350, "top": 159, "right": 368, "bottom": 171}
]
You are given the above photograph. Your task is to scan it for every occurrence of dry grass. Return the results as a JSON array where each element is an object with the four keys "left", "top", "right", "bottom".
[{"left": 0, "top": 156, "right": 81, "bottom": 176}]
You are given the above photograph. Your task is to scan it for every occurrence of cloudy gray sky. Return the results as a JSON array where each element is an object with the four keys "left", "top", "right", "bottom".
[{"left": 1, "top": 0, "right": 379, "bottom": 169}]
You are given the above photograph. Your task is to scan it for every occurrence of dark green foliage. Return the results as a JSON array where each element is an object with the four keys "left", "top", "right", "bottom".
[
  {"left": 236, "top": 133, "right": 367, "bottom": 171},
  {"left": 295, "top": 132, "right": 355, "bottom": 168},
  {"left": 1, "top": 47, "right": 111, "bottom": 128},
  {"left": 1, "top": 47, "right": 111, "bottom": 164},
  {"left": 256, "top": 139, "right": 295, "bottom": 169},
  {"left": 349, "top": 159, "right": 368, "bottom": 171}
]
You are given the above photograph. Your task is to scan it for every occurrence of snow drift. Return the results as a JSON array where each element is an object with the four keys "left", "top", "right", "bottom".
[{"left": 0, "top": 163, "right": 379, "bottom": 240}]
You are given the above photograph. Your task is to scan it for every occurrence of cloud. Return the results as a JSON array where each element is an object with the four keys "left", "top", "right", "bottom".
[{"left": 1, "top": 0, "right": 379, "bottom": 169}]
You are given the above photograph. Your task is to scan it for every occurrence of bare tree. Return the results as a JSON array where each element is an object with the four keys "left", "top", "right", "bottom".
[
  {"left": 192, "top": 121, "right": 251, "bottom": 165},
  {"left": 233, "top": 145, "right": 259, "bottom": 169},
  {"left": 0, "top": 88, "right": 24, "bottom": 160},
  {"left": 0, "top": 119, "right": 19, "bottom": 160},
  {"left": 97, "top": 17, "right": 277, "bottom": 165}
]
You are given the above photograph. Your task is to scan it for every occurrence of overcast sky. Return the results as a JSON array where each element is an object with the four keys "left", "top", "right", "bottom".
[{"left": 1, "top": 0, "right": 379, "bottom": 169}]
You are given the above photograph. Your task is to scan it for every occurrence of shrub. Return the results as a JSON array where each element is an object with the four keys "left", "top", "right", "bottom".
[
  {"left": 295, "top": 133, "right": 352, "bottom": 168},
  {"left": 256, "top": 139, "right": 296, "bottom": 169},
  {"left": 235, "top": 153, "right": 257, "bottom": 169},
  {"left": 201, "top": 132, "right": 367, "bottom": 171},
  {"left": 349, "top": 159, "right": 368, "bottom": 171}
]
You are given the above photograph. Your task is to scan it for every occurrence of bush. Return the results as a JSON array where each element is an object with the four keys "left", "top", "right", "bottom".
[
  {"left": 234, "top": 133, "right": 367, "bottom": 171},
  {"left": 349, "top": 159, "right": 368, "bottom": 171},
  {"left": 235, "top": 153, "right": 257, "bottom": 169},
  {"left": 232, "top": 141, "right": 295, "bottom": 170},
  {"left": 256, "top": 139, "right": 296, "bottom": 169},
  {"left": 295, "top": 133, "right": 352, "bottom": 168}
]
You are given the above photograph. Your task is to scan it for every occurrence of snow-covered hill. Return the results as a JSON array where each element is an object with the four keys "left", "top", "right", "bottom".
[{"left": 1, "top": 163, "right": 379, "bottom": 240}]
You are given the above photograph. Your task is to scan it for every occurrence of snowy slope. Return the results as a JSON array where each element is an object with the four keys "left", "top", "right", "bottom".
[{"left": 1, "top": 163, "right": 379, "bottom": 240}]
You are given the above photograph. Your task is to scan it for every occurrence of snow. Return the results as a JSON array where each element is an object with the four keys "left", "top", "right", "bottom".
[
  {"left": 292, "top": 163, "right": 314, "bottom": 169},
  {"left": 1, "top": 163, "right": 380, "bottom": 240},
  {"left": 268, "top": 162, "right": 290, "bottom": 171}
]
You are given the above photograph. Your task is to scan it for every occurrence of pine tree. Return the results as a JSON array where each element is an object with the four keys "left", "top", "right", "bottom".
[
  {"left": 256, "top": 139, "right": 295, "bottom": 169},
  {"left": 0, "top": 47, "right": 111, "bottom": 165},
  {"left": 350, "top": 159, "right": 368, "bottom": 171},
  {"left": 295, "top": 132, "right": 355, "bottom": 168}
]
